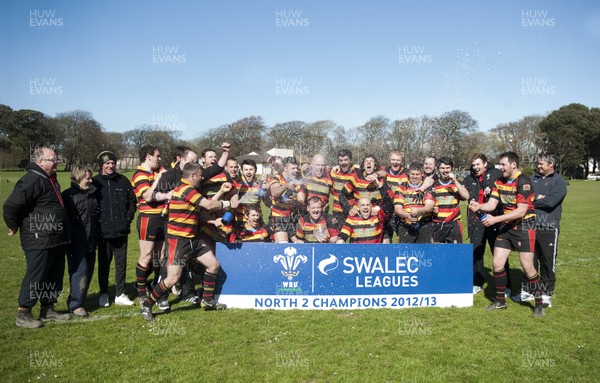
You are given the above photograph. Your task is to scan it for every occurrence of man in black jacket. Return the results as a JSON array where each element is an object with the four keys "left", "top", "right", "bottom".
[
  {"left": 463, "top": 153, "right": 512, "bottom": 295},
  {"left": 3, "top": 147, "right": 71, "bottom": 328},
  {"left": 93, "top": 151, "right": 137, "bottom": 307}
]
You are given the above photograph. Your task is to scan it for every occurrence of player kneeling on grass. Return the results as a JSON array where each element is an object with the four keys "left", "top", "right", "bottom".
[
  {"left": 227, "top": 206, "right": 271, "bottom": 242},
  {"left": 337, "top": 197, "right": 391, "bottom": 244},
  {"left": 140, "top": 163, "right": 230, "bottom": 321},
  {"left": 469, "top": 151, "right": 545, "bottom": 318}
]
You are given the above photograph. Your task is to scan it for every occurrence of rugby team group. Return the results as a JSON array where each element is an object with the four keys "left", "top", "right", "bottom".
[{"left": 3, "top": 143, "right": 566, "bottom": 327}]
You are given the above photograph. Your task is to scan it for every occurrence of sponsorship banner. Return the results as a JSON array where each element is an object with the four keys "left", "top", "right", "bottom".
[{"left": 216, "top": 243, "right": 472, "bottom": 310}]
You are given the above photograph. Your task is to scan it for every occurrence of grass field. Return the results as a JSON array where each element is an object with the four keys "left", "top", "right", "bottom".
[{"left": 0, "top": 171, "right": 599, "bottom": 382}]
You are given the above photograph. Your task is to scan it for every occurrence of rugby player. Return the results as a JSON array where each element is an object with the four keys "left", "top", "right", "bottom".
[
  {"left": 268, "top": 156, "right": 306, "bottom": 243},
  {"left": 303, "top": 154, "right": 333, "bottom": 214},
  {"left": 140, "top": 163, "right": 230, "bottom": 321},
  {"left": 296, "top": 197, "right": 339, "bottom": 243},
  {"left": 131, "top": 145, "right": 172, "bottom": 304},
  {"left": 339, "top": 155, "right": 392, "bottom": 223},
  {"left": 228, "top": 205, "right": 271, "bottom": 242},
  {"left": 330, "top": 149, "right": 357, "bottom": 230},
  {"left": 199, "top": 143, "right": 231, "bottom": 199},
  {"left": 337, "top": 196, "right": 392, "bottom": 244},
  {"left": 394, "top": 162, "right": 435, "bottom": 243},
  {"left": 464, "top": 153, "right": 510, "bottom": 295},
  {"left": 380, "top": 150, "right": 409, "bottom": 243},
  {"left": 431, "top": 157, "right": 469, "bottom": 243},
  {"left": 469, "top": 151, "right": 544, "bottom": 317},
  {"left": 420, "top": 155, "right": 438, "bottom": 191}
]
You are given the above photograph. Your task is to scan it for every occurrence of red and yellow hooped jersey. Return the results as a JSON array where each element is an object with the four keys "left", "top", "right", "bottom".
[
  {"left": 394, "top": 183, "right": 434, "bottom": 224},
  {"left": 167, "top": 180, "right": 205, "bottom": 238},
  {"left": 131, "top": 166, "right": 166, "bottom": 215},
  {"left": 431, "top": 181, "right": 462, "bottom": 223},
  {"left": 330, "top": 166, "right": 357, "bottom": 213},
  {"left": 490, "top": 171, "right": 535, "bottom": 227}
]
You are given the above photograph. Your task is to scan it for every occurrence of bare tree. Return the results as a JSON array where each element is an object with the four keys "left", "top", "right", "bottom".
[
  {"left": 355, "top": 116, "right": 391, "bottom": 160},
  {"left": 490, "top": 115, "right": 546, "bottom": 169},
  {"left": 124, "top": 125, "right": 185, "bottom": 167},
  {"left": 226, "top": 116, "right": 266, "bottom": 155},
  {"left": 265, "top": 121, "right": 307, "bottom": 154},
  {"left": 389, "top": 115, "right": 440, "bottom": 163},
  {"left": 54, "top": 110, "right": 103, "bottom": 170},
  {"left": 429, "top": 110, "right": 478, "bottom": 169}
]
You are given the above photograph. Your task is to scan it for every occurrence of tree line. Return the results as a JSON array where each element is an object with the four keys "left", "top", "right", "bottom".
[{"left": 1, "top": 103, "right": 598, "bottom": 177}]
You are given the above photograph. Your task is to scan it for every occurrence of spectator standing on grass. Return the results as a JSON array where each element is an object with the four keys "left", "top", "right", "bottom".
[
  {"left": 62, "top": 166, "right": 99, "bottom": 317},
  {"left": 469, "top": 151, "right": 545, "bottom": 318},
  {"left": 513, "top": 153, "right": 567, "bottom": 308},
  {"left": 93, "top": 151, "right": 137, "bottom": 308},
  {"left": 463, "top": 154, "right": 512, "bottom": 295},
  {"left": 3, "top": 147, "right": 71, "bottom": 328}
]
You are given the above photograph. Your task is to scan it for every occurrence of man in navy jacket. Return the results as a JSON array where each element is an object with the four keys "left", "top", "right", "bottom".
[{"left": 531, "top": 153, "right": 567, "bottom": 307}]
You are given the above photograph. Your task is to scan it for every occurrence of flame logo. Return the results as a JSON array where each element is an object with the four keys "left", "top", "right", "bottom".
[
  {"left": 318, "top": 254, "right": 339, "bottom": 275},
  {"left": 273, "top": 247, "right": 307, "bottom": 281}
]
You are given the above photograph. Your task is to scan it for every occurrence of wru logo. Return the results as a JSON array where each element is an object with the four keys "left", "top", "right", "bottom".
[{"left": 273, "top": 247, "right": 307, "bottom": 281}]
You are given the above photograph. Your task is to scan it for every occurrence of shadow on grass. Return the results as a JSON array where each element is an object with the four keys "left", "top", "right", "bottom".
[{"left": 482, "top": 265, "right": 526, "bottom": 301}]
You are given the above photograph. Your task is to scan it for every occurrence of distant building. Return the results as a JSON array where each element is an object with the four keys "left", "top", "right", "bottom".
[
  {"left": 237, "top": 148, "right": 295, "bottom": 175},
  {"left": 266, "top": 148, "right": 294, "bottom": 159},
  {"left": 116, "top": 153, "right": 138, "bottom": 171}
]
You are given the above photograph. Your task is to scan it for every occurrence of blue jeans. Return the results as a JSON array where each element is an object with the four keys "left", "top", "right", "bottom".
[{"left": 67, "top": 250, "right": 96, "bottom": 311}]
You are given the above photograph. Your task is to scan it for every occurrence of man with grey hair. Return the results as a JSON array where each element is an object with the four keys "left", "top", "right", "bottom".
[
  {"left": 304, "top": 153, "right": 333, "bottom": 214},
  {"left": 3, "top": 147, "right": 71, "bottom": 328}
]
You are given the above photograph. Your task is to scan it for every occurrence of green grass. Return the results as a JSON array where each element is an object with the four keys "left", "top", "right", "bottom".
[{"left": 0, "top": 171, "right": 599, "bottom": 382}]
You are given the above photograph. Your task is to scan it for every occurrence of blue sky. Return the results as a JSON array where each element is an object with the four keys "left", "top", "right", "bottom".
[{"left": 1, "top": 1, "right": 599, "bottom": 139}]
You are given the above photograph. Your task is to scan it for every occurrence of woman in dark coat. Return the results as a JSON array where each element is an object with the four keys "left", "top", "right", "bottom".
[{"left": 62, "top": 166, "right": 99, "bottom": 317}]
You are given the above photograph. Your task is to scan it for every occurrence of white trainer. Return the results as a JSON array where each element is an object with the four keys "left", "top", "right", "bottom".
[
  {"left": 99, "top": 293, "right": 110, "bottom": 308},
  {"left": 541, "top": 294, "right": 552, "bottom": 308},
  {"left": 473, "top": 286, "right": 483, "bottom": 294},
  {"left": 115, "top": 294, "right": 134, "bottom": 306},
  {"left": 511, "top": 290, "right": 534, "bottom": 302}
]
